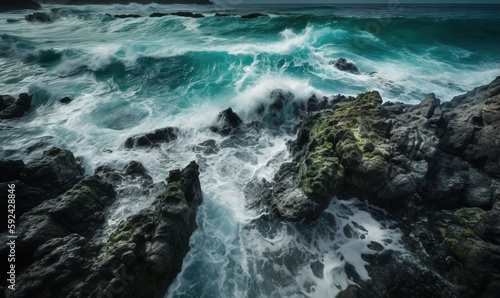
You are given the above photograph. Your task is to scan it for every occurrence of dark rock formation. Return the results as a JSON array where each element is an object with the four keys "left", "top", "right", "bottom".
[
  {"left": 150, "top": 12, "right": 204, "bottom": 18},
  {"left": 209, "top": 108, "right": 242, "bottom": 136},
  {"left": 241, "top": 13, "right": 268, "bottom": 19},
  {"left": 170, "top": 11, "right": 204, "bottom": 18},
  {"left": 0, "top": 93, "right": 32, "bottom": 119},
  {"left": 0, "top": 148, "right": 84, "bottom": 219},
  {"left": 25, "top": 12, "right": 51, "bottom": 22},
  {"left": 114, "top": 14, "right": 141, "bottom": 18},
  {"left": 248, "top": 77, "right": 500, "bottom": 222},
  {"left": 243, "top": 77, "right": 500, "bottom": 297},
  {"left": 60, "top": 96, "right": 71, "bottom": 104},
  {"left": 1, "top": 161, "right": 202, "bottom": 298},
  {"left": 124, "top": 127, "right": 179, "bottom": 148},
  {"left": 329, "top": 58, "right": 361, "bottom": 75}
]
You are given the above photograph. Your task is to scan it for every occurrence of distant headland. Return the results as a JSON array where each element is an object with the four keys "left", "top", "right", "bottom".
[{"left": 1, "top": 0, "right": 213, "bottom": 11}]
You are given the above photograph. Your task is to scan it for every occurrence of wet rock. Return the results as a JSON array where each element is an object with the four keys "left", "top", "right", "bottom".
[
  {"left": 0, "top": 95, "right": 15, "bottom": 111},
  {"left": 0, "top": 93, "right": 32, "bottom": 119},
  {"left": 215, "top": 13, "right": 232, "bottom": 17},
  {"left": 2, "top": 161, "right": 202, "bottom": 298},
  {"left": 114, "top": 14, "right": 141, "bottom": 18},
  {"left": 80, "top": 161, "right": 202, "bottom": 298},
  {"left": 0, "top": 148, "right": 85, "bottom": 219},
  {"left": 170, "top": 11, "right": 204, "bottom": 18},
  {"left": 209, "top": 108, "right": 242, "bottom": 136},
  {"left": 21, "top": 147, "right": 84, "bottom": 189},
  {"left": 191, "top": 139, "right": 219, "bottom": 155},
  {"left": 124, "top": 127, "right": 179, "bottom": 148},
  {"left": 246, "top": 77, "right": 500, "bottom": 222},
  {"left": 25, "top": 12, "right": 51, "bottom": 22},
  {"left": 241, "top": 13, "right": 268, "bottom": 19},
  {"left": 60, "top": 96, "right": 72, "bottom": 104},
  {"left": 329, "top": 58, "right": 360, "bottom": 75},
  {"left": 150, "top": 12, "right": 168, "bottom": 17}
]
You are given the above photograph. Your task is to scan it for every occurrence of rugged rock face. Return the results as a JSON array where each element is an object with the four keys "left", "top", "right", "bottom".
[
  {"left": 0, "top": 150, "right": 203, "bottom": 298},
  {"left": 243, "top": 76, "right": 500, "bottom": 297},
  {"left": 248, "top": 77, "right": 500, "bottom": 221},
  {"left": 0, "top": 147, "right": 84, "bottom": 220}
]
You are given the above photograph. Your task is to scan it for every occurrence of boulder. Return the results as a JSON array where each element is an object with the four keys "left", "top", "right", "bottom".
[
  {"left": 124, "top": 127, "right": 179, "bottom": 148},
  {"left": 329, "top": 58, "right": 360, "bottom": 75},
  {"left": 25, "top": 12, "right": 51, "bottom": 22},
  {"left": 60, "top": 96, "right": 72, "bottom": 104},
  {"left": 0, "top": 93, "right": 32, "bottom": 119}
]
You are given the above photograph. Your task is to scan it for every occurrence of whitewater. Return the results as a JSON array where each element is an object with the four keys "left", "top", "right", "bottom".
[{"left": 1, "top": 3, "right": 499, "bottom": 297}]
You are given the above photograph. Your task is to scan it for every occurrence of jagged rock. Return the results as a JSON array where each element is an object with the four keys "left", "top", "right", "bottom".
[
  {"left": 0, "top": 148, "right": 84, "bottom": 219},
  {"left": 209, "top": 108, "right": 242, "bottom": 136},
  {"left": 79, "top": 161, "right": 202, "bottom": 298},
  {"left": 3, "top": 161, "right": 202, "bottom": 298},
  {"left": 241, "top": 13, "right": 268, "bottom": 19},
  {"left": 0, "top": 93, "right": 32, "bottom": 119},
  {"left": 124, "top": 127, "right": 179, "bottom": 148},
  {"left": 439, "top": 76, "right": 500, "bottom": 178},
  {"left": 25, "top": 12, "right": 51, "bottom": 22},
  {"left": 329, "top": 58, "right": 360, "bottom": 75},
  {"left": 246, "top": 77, "right": 500, "bottom": 221}
]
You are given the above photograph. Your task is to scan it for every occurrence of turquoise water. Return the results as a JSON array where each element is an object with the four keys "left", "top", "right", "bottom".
[{"left": 1, "top": 3, "right": 499, "bottom": 297}]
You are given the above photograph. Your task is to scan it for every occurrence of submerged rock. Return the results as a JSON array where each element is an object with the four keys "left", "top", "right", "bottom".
[
  {"left": 241, "top": 13, "right": 268, "bottom": 19},
  {"left": 329, "top": 58, "right": 361, "bottom": 75}
]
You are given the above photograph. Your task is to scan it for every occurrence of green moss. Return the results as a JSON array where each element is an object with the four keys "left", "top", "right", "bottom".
[
  {"left": 296, "top": 91, "right": 387, "bottom": 200},
  {"left": 453, "top": 208, "right": 486, "bottom": 225}
]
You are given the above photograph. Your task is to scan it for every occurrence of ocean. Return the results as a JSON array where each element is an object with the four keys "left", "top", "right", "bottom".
[{"left": 1, "top": 3, "right": 499, "bottom": 297}]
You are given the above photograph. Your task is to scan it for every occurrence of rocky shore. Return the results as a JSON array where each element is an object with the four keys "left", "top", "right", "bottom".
[
  {"left": 239, "top": 76, "right": 500, "bottom": 297},
  {"left": 1, "top": 75, "right": 499, "bottom": 297},
  {"left": 0, "top": 145, "right": 202, "bottom": 297}
]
